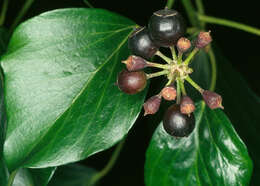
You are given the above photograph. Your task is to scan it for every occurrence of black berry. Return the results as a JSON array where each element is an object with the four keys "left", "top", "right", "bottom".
[
  {"left": 163, "top": 104, "right": 195, "bottom": 137},
  {"left": 148, "top": 9, "right": 186, "bottom": 47},
  {"left": 117, "top": 70, "right": 147, "bottom": 94},
  {"left": 128, "top": 27, "right": 158, "bottom": 59}
]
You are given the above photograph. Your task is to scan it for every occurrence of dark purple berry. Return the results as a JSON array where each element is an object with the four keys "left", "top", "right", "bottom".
[
  {"left": 163, "top": 104, "right": 195, "bottom": 137},
  {"left": 161, "top": 86, "right": 176, "bottom": 101},
  {"left": 195, "top": 31, "right": 212, "bottom": 49},
  {"left": 148, "top": 9, "right": 186, "bottom": 47},
  {"left": 117, "top": 70, "right": 147, "bottom": 94},
  {"left": 122, "top": 55, "right": 148, "bottom": 71},
  {"left": 202, "top": 90, "right": 224, "bottom": 109},
  {"left": 180, "top": 96, "right": 195, "bottom": 115},
  {"left": 143, "top": 95, "right": 161, "bottom": 116},
  {"left": 128, "top": 27, "right": 158, "bottom": 59}
]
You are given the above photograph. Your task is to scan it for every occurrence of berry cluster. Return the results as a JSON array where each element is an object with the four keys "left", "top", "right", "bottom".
[{"left": 117, "top": 8, "right": 223, "bottom": 137}]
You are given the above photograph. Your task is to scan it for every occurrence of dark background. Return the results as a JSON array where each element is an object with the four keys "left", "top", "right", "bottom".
[{"left": 3, "top": 0, "right": 260, "bottom": 185}]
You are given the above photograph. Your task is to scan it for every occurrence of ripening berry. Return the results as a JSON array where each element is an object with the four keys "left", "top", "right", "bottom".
[
  {"left": 122, "top": 55, "right": 147, "bottom": 71},
  {"left": 180, "top": 96, "right": 195, "bottom": 115},
  {"left": 128, "top": 27, "right": 158, "bottom": 59},
  {"left": 177, "top": 37, "right": 191, "bottom": 53},
  {"left": 163, "top": 104, "right": 195, "bottom": 137},
  {"left": 143, "top": 95, "right": 162, "bottom": 116},
  {"left": 117, "top": 70, "right": 147, "bottom": 94},
  {"left": 195, "top": 31, "right": 212, "bottom": 49},
  {"left": 148, "top": 9, "right": 186, "bottom": 47},
  {"left": 202, "top": 90, "right": 224, "bottom": 109},
  {"left": 161, "top": 86, "right": 176, "bottom": 101}
]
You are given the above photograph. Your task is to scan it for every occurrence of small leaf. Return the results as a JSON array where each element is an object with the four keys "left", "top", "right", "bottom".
[
  {"left": 29, "top": 167, "right": 56, "bottom": 186},
  {"left": 1, "top": 8, "right": 147, "bottom": 170},
  {"left": 145, "top": 101, "right": 252, "bottom": 186},
  {"left": 48, "top": 164, "right": 97, "bottom": 186}
]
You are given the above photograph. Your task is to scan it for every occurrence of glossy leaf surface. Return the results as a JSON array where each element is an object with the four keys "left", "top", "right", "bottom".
[
  {"left": 1, "top": 8, "right": 147, "bottom": 170},
  {"left": 13, "top": 169, "right": 34, "bottom": 186},
  {"left": 48, "top": 164, "right": 97, "bottom": 186},
  {"left": 145, "top": 101, "right": 252, "bottom": 186}
]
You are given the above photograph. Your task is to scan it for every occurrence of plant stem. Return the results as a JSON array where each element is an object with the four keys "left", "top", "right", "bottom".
[
  {"left": 180, "top": 80, "right": 187, "bottom": 95},
  {"left": 208, "top": 48, "right": 217, "bottom": 91},
  {"left": 176, "top": 78, "right": 181, "bottom": 104},
  {"left": 170, "top": 46, "right": 177, "bottom": 61},
  {"left": 0, "top": 0, "right": 9, "bottom": 26},
  {"left": 195, "top": 0, "right": 204, "bottom": 15},
  {"left": 83, "top": 0, "right": 94, "bottom": 8},
  {"left": 198, "top": 14, "right": 260, "bottom": 36},
  {"left": 146, "top": 70, "right": 168, "bottom": 79},
  {"left": 195, "top": 0, "right": 205, "bottom": 28},
  {"left": 183, "top": 48, "right": 199, "bottom": 65},
  {"left": 155, "top": 51, "right": 172, "bottom": 64},
  {"left": 186, "top": 27, "right": 199, "bottom": 34},
  {"left": 181, "top": 0, "right": 200, "bottom": 27},
  {"left": 166, "top": 0, "right": 175, "bottom": 9},
  {"left": 7, "top": 170, "right": 18, "bottom": 186},
  {"left": 177, "top": 53, "right": 183, "bottom": 64},
  {"left": 185, "top": 76, "right": 204, "bottom": 93},
  {"left": 88, "top": 139, "right": 126, "bottom": 186},
  {"left": 146, "top": 62, "right": 170, "bottom": 69},
  {"left": 10, "top": 0, "right": 35, "bottom": 33}
]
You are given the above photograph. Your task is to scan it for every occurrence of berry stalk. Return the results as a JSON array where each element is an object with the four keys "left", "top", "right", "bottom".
[
  {"left": 183, "top": 47, "right": 199, "bottom": 65},
  {"left": 146, "top": 70, "right": 168, "bottom": 79},
  {"left": 155, "top": 51, "right": 173, "bottom": 64},
  {"left": 185, "top": 76, "right": 204, "bottom": 93}
]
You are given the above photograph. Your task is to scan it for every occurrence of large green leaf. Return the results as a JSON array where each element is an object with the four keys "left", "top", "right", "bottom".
[
  {"left": 48, "top": 164, "right": 97, "bottom": 186},
  {"left": 191, "top": 48, "right": 260, "bottom": 184},
  {"left": 1, "top": 8, "right": 147, "bottom": 170},
  {"left": 29, "top": 167, "right": 56, "bottom": 186},
  {"left": 145, "top": 101, "right": 252, "bottom": 186},
  {"left": 13, "top": 169, "right": 34, "bottom": 186}
]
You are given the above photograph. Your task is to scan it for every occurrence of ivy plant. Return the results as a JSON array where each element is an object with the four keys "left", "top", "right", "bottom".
[{"left": 0, "top": 0, "right": 259, "bottom": 185}]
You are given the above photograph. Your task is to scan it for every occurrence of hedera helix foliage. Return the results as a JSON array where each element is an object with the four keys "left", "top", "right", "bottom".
[{"left": 0, "top": 0, "right": 260, "bottom": 185}]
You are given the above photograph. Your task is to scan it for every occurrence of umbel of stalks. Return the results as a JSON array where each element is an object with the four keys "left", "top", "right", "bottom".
[
  {"left": 161, "top": 85, "right": 177, "bottom": 101},
  {"left": 180, "top": 96, "right": 195, "bottom": 115},
  {"left": 143, "top": 95, "right": 162, "bottom": 116},
  {"left": 122, "top": 55, "right": 148, "bottom": 71},
  {"left": 202, "top": 90, "right": 224, "bottom": 109}
]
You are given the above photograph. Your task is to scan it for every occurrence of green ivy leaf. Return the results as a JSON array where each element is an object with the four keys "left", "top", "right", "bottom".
[
  {"left": 191, "top": 47, "right": 260, "bottom": 184},
  {"left": 48, "top": 164, "right": 97, "bottom": 186},
  {"left": 13, "top": 169, "right": 34, "bottom": 186},
  {"left": 1, "top": 8, "right": 147, "bottom": 170},
  {"left": 145, "top": 101, "right": 252, "bottom": 186},
  {"left": 29, "top": 167, "right": 56, "bottom": 186}
]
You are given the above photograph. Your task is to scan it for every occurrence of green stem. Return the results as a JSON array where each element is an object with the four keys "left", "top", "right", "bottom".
[
  {"left": 83, "top": 0, "right": 94, "bottom": 8},
  {"left": 183, "top": 48, "right": 199, "bottom": 65},
  {"left": 89, "top": 139, "right": 126, "bottom": 186},
  {"left": 208, "top": 48, "right": 217, "bottom": 91},
  {"left": 155, "top": 51, "right": 172, "bottom": 64},
  {"left": 176, "top": 78, "right": 181, "bottom": 104},
  {"left": 170, "top": 46, "right": 177, "bottom": 61},
  {"left": 177, "top": 53, "right": 183, "bottom": 64},
  {"left": 7, "top": 170, "right": 18, "bottom": 186},
  {"left": 198, "top": 14, "right": 260, "bottom": 36},
  {"left": 187, "top": 27, "right": 199, "bottom": 34},
  {"left": 195, "top": 0, "right": 204, "bottom": 14},
  {"left": 146, "top": 62, "right": 170, "bottom": 69},
  {"left": 180, "top": 80, "right": 187, "bottom": 95},
  {"left": 181, "top": 0, "right": 200, "bottom": 27},
  {"left": 185, "top": 76, "right": 204, "bottom": 93},
  {"left": 166, "top": 0, "right": 175, "bottom": 9},
  {"left": 10, "top": 0, "right": 35, "bottom": 33},
  {"left": 0, "top": 0, "right": 9, "bottom": 26},
  {"left": 146, "top": 70, "right": 168, "bottom": 79}
]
